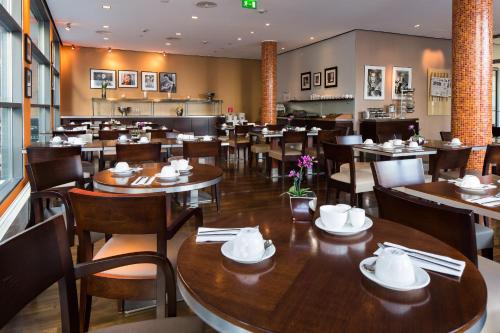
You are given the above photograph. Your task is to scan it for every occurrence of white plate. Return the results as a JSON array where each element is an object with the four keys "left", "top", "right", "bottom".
[
  {"left": 359, "top": 257, "right": 430, "bottom": 291},
  {"left": 177, "top": 165, "right": 194, "bottom": 174},
  {"left": 315, "top": 217, "right": 373, "bottom": 236},
  {"left": 155, "top": 173, "right": 179, "bottom": 181},
  {"left": 455, "top": 183, "right": 496, "bottom": 192},
  {"left": 221, "top": 241, "right": 276, "bottom": 264},
  {"left": 109, "top": 168, "right": 134, "bottom": 175}
]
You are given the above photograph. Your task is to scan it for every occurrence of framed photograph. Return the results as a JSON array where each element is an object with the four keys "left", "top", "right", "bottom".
[
  {"left": 118, "top": 70, "right": 138, "bottom": 88},
  {"left": 25, "top": 67, "right": 32, "bottom": 98},
  {"left": 364, "top": 65, "right": 385, "bottom": 100},
  {"left": 313, "top": 72, "right": 321, "bottom": 87},
  {"left": 90, "top": 69, "right": 116, "bottom": 89},
  {"left": 24, "top": 34, "right": 32, "bottom": 64},
  {"left": 392, "top": 66, "right": 412, "bottom": 100},
  {"left": 141, "top": 71, "right": 158, "bottom": 91},
  {"left": 159, "top": 72, "right": 177, "bottom": 93},
  {"left": 324, "top": 67, "right": 338, "bottom": 88},
  {"left": 301, "top": 72, "right": 311, "bottom": 91}
]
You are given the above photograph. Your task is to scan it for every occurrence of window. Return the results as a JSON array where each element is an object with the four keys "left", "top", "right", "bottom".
[{"left": 493, "top": 69, "right": 498, "bottom": 127}]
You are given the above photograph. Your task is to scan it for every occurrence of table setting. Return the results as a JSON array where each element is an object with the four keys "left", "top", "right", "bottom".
[{"left": 448, "top": 174, "right": 497, "bottom": 193}]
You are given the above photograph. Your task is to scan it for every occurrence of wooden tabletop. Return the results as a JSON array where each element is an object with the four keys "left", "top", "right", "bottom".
[
  {"left": 399, "top": 175, "right": 500, "bottom": 220},
  {"left": 93, "top": 162, "right": 223, "bottom": 194},
  {"left": 177, "top": 208, "right": 486, "bottom": 333},
  {"left": 353, "top": 144, "right": 437, "bottom": 158},
  {"left": 249, "top": 130, "right": 318, "bottom": 138}
]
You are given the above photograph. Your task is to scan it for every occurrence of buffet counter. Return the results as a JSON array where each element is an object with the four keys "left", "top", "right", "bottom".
[
  {"left": 277, "top": 117, "right": 353, "bottom": 133},
  {"left": 359, "top": 118, "right": 419, "bottom": 142}
]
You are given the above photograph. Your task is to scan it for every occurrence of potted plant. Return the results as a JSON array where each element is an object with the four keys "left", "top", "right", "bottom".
[
  {"left": 101, "top": 81, "right": 108, "bottom": 99},
  {"left": 284, "top": 155, "right": 317, "bottom": 222},
  {"left": 176, "top": 105, "right": 184, "bottom": 116},
  {"left": 408, "top": 125, "right": 424, "bottom": 145}
]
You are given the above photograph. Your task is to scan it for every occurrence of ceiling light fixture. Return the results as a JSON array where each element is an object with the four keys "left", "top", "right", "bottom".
[
  {"left": 166, "top": 42, "right": 171, "bottom": 46},
  {"left": 163, "top": 51, "right": 166, "bottom": 56},
  {"left": 107, "top": 47, "right": 112, "bottom": 53},
  {"left": 103, "top": 37, "right": 109, "bottom": 40},
  {"left": 281, "top": 47, "right": 285, "bottom": 50},
  {"left": 175, "top": 32, "right": 182, "bottom": 36},
  {"left": 250, "top": 31, "right": 254, "bottom": 34},
  {"left": 102, "top": 4, "right": 111, "bottom": 9},
  {"left": 192, "top": 16, "right": 199, "bottom": 19},
  {"left": 414, "top": 24, "right": 421, "bottom": 28},
  {"left": 71, "top": 44, "right": 75, "bottom": 50},
  {"left": 237, "top": 37, "right": 242, "bottom": 41},
  {"left": 65, "top": 23, "right": 71, "bottom": 31},
  {"left": 195, "top": 1, "right": 217, "bottom": 8},
  {"left": 265, "top": 23, "right": 270, "bottom": 26},
  {"left": 202, "top": 40, "right": 208, "bottom": 44},
  {"left": 309, "top": 36, "right": 314, "bottom": 40},
  {"left": 103, "top": 25, "right": 109, "bottom": 29}
]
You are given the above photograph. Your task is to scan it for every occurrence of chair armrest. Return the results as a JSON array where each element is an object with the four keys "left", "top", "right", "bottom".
[
  {"left": 167, "top": 207, "right": 203, "bottom": 238},
  {"left": 31, "top": 190, "right": 72, "bottom": 217}
]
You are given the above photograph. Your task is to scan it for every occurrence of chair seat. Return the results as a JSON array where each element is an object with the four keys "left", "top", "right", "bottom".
[
  {"left": 478, "top": 256, "right": 500, "bottom": 333},
  {"left": 218, "top": 136, "right": 229, "bottom": 142},
  {"left": 91, "top": 316, "right": 204, "bottom": 333},
  {"left": 268, "top": 148, "right": 302, "bottom": 161},
  {"left": 475, "top": 223, "right": 494, "bottom": 250},
  {"left": 339, "top": 162, "right": 371, "bottom": 173},
  {"left": 331, "top": 170, "right": 375, "bottom": 193},
  {"left": 229, "top": 138, "right": 250, "bottom": 147},
  {"left": 251, "top": 143, "right": 270, "bottom": 154},
  {"left": 305, "top": 147, "right": 323, "bottom": 158},
  {"left": 92, "top": 230, "right": 191, "bottom": 279}
]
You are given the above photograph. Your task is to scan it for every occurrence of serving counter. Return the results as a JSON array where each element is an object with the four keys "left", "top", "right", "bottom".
[{"left": 359, "top": 118, "right": 419, "bottom": 142}]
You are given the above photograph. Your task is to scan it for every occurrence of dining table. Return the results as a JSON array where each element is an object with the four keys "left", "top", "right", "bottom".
[
  {"left": 177, "top": 207, "right": 487, "bottom": 333},
  {"left": 396, "top": 174, "right": 500, "bottom": 221},
  {"left": 353, "top": 143, "right": 437, "bottom": 159}
]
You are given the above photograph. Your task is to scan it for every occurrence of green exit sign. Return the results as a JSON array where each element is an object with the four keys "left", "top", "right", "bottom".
[{"left": 242, "top": 0, "right": 257, "bottom": 9}]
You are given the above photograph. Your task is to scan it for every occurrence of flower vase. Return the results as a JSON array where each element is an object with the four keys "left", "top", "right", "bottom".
[
  {"left": 101, "top": 87, "right": 107, "bottom": 99},
  {"left": 289, "top": 192, "right": 317, "bottom": 223}
]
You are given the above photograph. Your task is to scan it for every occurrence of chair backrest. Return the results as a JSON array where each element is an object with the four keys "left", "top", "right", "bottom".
[
  {"left": 99, "top": 129, "right": 129, "bottom": 140},
  {"left": 373, "top": 186, "right": 478, "bottom": 265},
  {"left": 53, "top": 130, "right": 87, "bottom": 138},
  {"left": 377, "top": 133, "right": 402, "bottom": 143},
  {"left": 266, "top": 124, "right": 283, "bottom": 131},
  {"left": 147, "top": 129, "right": 170, "bottom": 139},
  {"left": 371, "top": 159, "right": 426, "bottom": 188},
  {"left": 27, "top": 146, "right": 82, "bottom": 164},
  {"left": 26, "top": 155, "right": 84, "bottom": 191},
  {"left": 234, "top": 125, "right": 251, "bottom": 136},
  {"left": 116, "top": 143, "right": 162, "bottom": 163},
  {"left": 322, "top": 142, "right": 355, "bottom": 175},
  {"left": 334, "top": 126, "right": 350, "bottom": 136},
  {"left": 335, "top": 135, "right": 363, "bottom": 145},
  {"left": 482, "top": 144, "right": 500, "bottom": 176},
  {"left": 281, "top": 131, "right": 307, "bottom": 154},
  {"left": 69, "top": 189, "right": 169, "bottom": 262},
  {"left": 440, "top": 131, "right": 453, "bottom": 141},
  {"left": 183, "top": 140, "right": 221, "bottom": 162},
  {"left": 0, "top": 215, "right": 79, "bottom": 332},
  {"left": 166, "top": 131, "right": 179, "bottom": 139},
  {"left": 317, "top": 129, "right": 342, "bottom": 145},
  {"left": 431, "top": 147, "right": 472, "bottom": 181}
]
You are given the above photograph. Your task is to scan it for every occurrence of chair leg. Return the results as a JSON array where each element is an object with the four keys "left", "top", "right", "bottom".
[
  {"left": 481, "top": 247, "right": 494, "bottom": 260},
  {"left": 79, "top": 280, "right": 92, "bottom": 333},
  {"left": 281, "top": 161, "right": 286, "bottom": 177},
  {"left": 350, "top": 192, "right": 357, "bottom": 207},
  {"left": 214, "top": 183, "right": 221, "bottom": 211},
  {"left": 325, "top": 181, "right": 331, "bottom": 204},
  {"left": 357, "top": 193, "right": 364, "bottom": 208}
]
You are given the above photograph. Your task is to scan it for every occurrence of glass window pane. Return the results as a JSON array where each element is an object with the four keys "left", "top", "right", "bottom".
[{"left": 0, "top": 25, "right": 11, "bottom": 102}]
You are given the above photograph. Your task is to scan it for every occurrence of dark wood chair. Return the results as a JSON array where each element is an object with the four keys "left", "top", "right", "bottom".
[
  {"left": 27, "top": 145, "right": 94, "bottom": 177},
  {"left": 374, "top": 186, "right": 479, "bottom": 265},
  {"left": 69, "top": 188, "right": 203, "bottom": 332},
  {"left": 266, "top": 124, "right": 284, "bottom": 131},
  {"left": 147, "top": 129, "right": 171, "bottom": 139},
  {"left": 183, "top": 140, "right": 222, "bottom": 211},
  {"left": 377, "top": 133, "right": 402, "bottom": 143},
  {"left": 440, "top": 131, "right": 453, "bottom": 142},
  {"left": 228, "top": 125, "right": 252, "bottom": 161},
  {"left": 371, "top": 158, "right": 428, "bottom": 188},
  {"left": 99, "top": 130, "right": 129, "bottom": 140},
  {"left": 0, "top": 215, "right": 204, "bottom": 333},
  {"left": 307, "top": 129, "right": 341, "bottom": 159},
  {"left": 482, "top": 144, "right": 500, "bottom": 176},
  {"left": 268, "top": 131, "right": 307, "bottom": 176},
  {"left": 335, "top": 134, "right": 370, "bottom": 172},
  {"left": 25, "top": 155, "right": 85, "bottom": 246},
  {"left": 116, "top": 143, "right": 162, "bottom": 163},
  {"left": 322, "top": 142, "right": 374, "bottom": 206},
  {"left": 335, "top": 134, "right": 363, "bottom": 145},
  {"left": 334, "top": 126, "right": 350, "bottom": 136},
  {"left": 53, "top": 130, "right": 87, "bottom": 138},
  {"left": 430, "top": 147, "right": 472, "bottom": 181}
]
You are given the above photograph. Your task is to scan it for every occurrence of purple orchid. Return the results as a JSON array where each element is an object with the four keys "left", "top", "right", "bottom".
[{"left": 284, "top": 155, "right": 315, "bottom": 197}]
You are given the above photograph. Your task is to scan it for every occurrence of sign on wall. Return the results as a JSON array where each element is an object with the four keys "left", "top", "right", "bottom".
[{"left": 242, "top": 0, "right": 257, "bottom": 9}]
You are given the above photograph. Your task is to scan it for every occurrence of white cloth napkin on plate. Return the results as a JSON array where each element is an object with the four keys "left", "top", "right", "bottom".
[
  {"left": 374, "top": 242, "right": 466, "bottom": 277},
  {"left": 195, "top": 227, "right": 242, "bottom": 243},
  {"left": 465, "top": 196, "right": 500, "bottom": 207}
]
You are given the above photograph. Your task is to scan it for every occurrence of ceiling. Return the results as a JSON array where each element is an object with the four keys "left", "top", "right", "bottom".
[{"left": 46, "top": 0, "right": 500, "bottom": 59}]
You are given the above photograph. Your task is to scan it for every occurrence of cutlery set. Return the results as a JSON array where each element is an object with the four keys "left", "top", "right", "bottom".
[{"left": 131, "top": 176, "right": 156, "bottom": 186}]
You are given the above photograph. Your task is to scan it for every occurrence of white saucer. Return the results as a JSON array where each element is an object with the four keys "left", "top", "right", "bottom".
[
  {"left": 315, "top": 217, "right": 373, "bottom": 236},
  {"left": 155, "top": 173, "right": 179, "bottom": 181},
  {"left": 177, "top": 165, "right": 194, "bottom": 174},
  {"left": 455, "top": 183, "right": 496, "bottom": 192},
  {"left": 221, "top": 241, "right": 276, "bottom": 264},
  {"left": 359, "top": 257, "right": 430, "bottom": 291},
  {"left": 109, "top": 168, "right": 134, "bottom": 175}
]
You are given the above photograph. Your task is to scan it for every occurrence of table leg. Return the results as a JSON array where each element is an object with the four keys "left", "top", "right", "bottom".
[{"left": 270, "top": 138, "right": 279, "bottom": 178}]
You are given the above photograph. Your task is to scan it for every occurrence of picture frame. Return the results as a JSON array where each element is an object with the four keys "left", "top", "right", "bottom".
[
  {"left": 364, "top": 65, "right": 385, "bottom": 100},
  {"left": 313, "top": 72, "right": 321, "bottom": 87},
  {"left": 324, "top": 67, "right": 338, "bottom": 88},
  {"left": 90, "top": 69, "right": 116, "bottom": 89},
  {"left": 301, "top": 72, "right": 311, "bottom": 91},
  {"left": 392, "top": 66, "right": 412, "bottom": 100},
  {"left": 25, "top": 67, "right": 32, "bottom": 98},
  {"left": 159, "top": 72, "right": 177, "bottom": 93},
  {"left": 141, "top": 71, "right": 158, "bottom": 91},
  {"left": 118, "top": 70, "right": 138, "bottom": 88},
  {"left": 24, "top": 34, "right": 32, "bottom": 64}
]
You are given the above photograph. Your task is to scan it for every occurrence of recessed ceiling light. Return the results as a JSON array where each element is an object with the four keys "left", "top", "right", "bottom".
[
  {"left": 309, "top": 36, "right": 314, "bottom": 40},
  {"left": 71, "top": 44, "right": 75, "bottom": 50},
  {"left": 175, "top": 32, "right": 182, "bottom": 36},
  {"left": 65, "top": 23, "right": 71, "bottom": 31},
  {"left": 202, "top": 40, "right": 208, "bottom": 44},
  {"left": 102, "top": 4, "right": 111, "bottom": 9},
  {"left": 192, "top": 16, "right": 199, "bottom": 19},
  {"left": 414, "top": 24, "right": 421, "bottom": 28},
  {"left": 103, "top": 25, "right": 109, "bottom": 29},
  {"left": 237, "top": 37, "right": 242, "bottom": 41},
  {"left": 250, "top": 31, "right": 254, "bottom": 34},
  {"left": 281, "top": 47, "right": 285, "bottom": 50},
  {"left": 166, "top": 42, "right": 171, "bottom": 46},
  {"left": 103, "top": 37, "right": 109, "bottom": 40},
  {"left": 265, "top": 23, "right": 270, "bottom": 26}
]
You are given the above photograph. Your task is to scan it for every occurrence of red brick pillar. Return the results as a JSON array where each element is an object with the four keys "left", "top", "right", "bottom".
[
  {"left": 261, "top": 41, "right": 277, "bottom": 125},
  {"left": 451, "top": 0, "right": 492, "bottom": 170}
]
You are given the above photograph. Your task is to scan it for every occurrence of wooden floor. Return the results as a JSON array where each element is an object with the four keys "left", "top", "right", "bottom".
[{"left": 2, "top": 158, "right": 500, "bottom": 332}]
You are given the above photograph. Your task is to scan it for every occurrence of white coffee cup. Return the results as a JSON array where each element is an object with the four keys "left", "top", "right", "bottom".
[
  {"left": 383, "top": 142, "right": 394, "bottom": 149},
  {"left": 161, "top": 126, "right": 167, "bottom": 130},
  {"left": 364, "top": 139, "right": 374, "bottom": 145},
  {"left": 393, "top": 139, "right": 403, "bottom": 146},
  {"left": 114, "top": 162, "right": 130, "bottom": 172},
  {"left": 160, "top": 165, "right": 179, "bottom": 178},
  {"left": 320, "top": 204, "right": 350, "bottom": 229},
  {"left": 231, "top": 228, "right": 265, "bottom": 260},
  {"left": 461, "top": 175, "right": 481, "bottom": 188},
  {"left": 118, "top": 135, "right": 128, "bottom": 142},
  {"left": 408, "top": 141, "right": 419, "bottom": 148},
  {"left": 56, "top": 126, "right": 64, "bottom": 131},
  {"left": 348, "top": 208, "right": 365, "bottom": 228},
  {"left": 139, "top": 136, "right": 149, "bottom": 143},
  {"left": 103, "top": 127, "right": 110, "bottom": 130},
  {"left": 203, "top": 135, "right": 211, "bottom": 141},
  {"left": 176, "top": 159, "right": 189, "bottom": 171},
  {"left": 262, "top": 128, "right": 269, "bottom": 134},
  {"left": 375, "top": 247, "right": 416, "bottom": 286},
  {"left": 221, "top": 123, "right": 227, "bottom": 128},
  {"left": 51, "top": 136, "right": 62, "bottom": 144},
  {"left": 451, "top": 138, "right": 461, "bottom": 146}
]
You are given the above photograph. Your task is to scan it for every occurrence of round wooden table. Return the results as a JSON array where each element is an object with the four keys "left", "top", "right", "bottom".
[
  {"left": 177, "top": 208, "right": 487, "bottom": 333},
  {"left": 93, "top": 162, "right": 223, "bottom": 194}
]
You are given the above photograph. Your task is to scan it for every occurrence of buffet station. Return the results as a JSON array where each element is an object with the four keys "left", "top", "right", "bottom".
[{"left": 359, "top": 107, "right": 419, "bottom": 143}]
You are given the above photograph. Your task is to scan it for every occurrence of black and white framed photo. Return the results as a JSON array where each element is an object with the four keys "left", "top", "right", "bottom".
[
  {"left": 313, "top": 72, "right": 321, "bottom": 87},
  {"left": 159, "top": 72, "right": 177, "bottom": 93},
  {"left": 301, "top": 72, "right": 311, "bottom": 91},
  {"left": 25, "top": 67, "right": 32, "bottom": 98},
  {"left": 118, "top": 70, "right": 138, "bottom": 88},
  {"left": 392, "top": 66, "right": 412, "bottom": 100},
  {"left": 364, "top": 65, "right": 385, "bottom": 100},
  {"left": 324, "top": 67, "right": 338, "bottom": 88},
  {"left": 24, "top": 34, "right": 32, "bottom": 64},
  {"left": 141, "top": 71, "right": 158, "bottom": 91},
  {"left": 90, "top": 69, "right": 116, "bottom": 89}
]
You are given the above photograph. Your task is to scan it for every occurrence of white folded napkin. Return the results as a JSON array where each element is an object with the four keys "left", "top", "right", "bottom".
[
  {"left": 195, "top": 227, "right": 243, "bottom": 243},
  {"left": 374, "top": 242, "right": 466, "bottom": 277},
  {"left": 466, "top": 196, "right": 500, "bottom": 207}
]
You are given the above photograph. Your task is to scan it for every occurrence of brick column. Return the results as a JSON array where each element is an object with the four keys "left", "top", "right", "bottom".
[
  {"left": 451, "top": 0, "right": 492, "bottom": 170},
  {"left": 261, "top": 41, "right": 277, "bottom": 124}
]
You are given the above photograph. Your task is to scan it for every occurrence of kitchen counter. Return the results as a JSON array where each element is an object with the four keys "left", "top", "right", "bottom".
[{"left": 277, "top": 116, "right": 353, "bottom": 132}]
